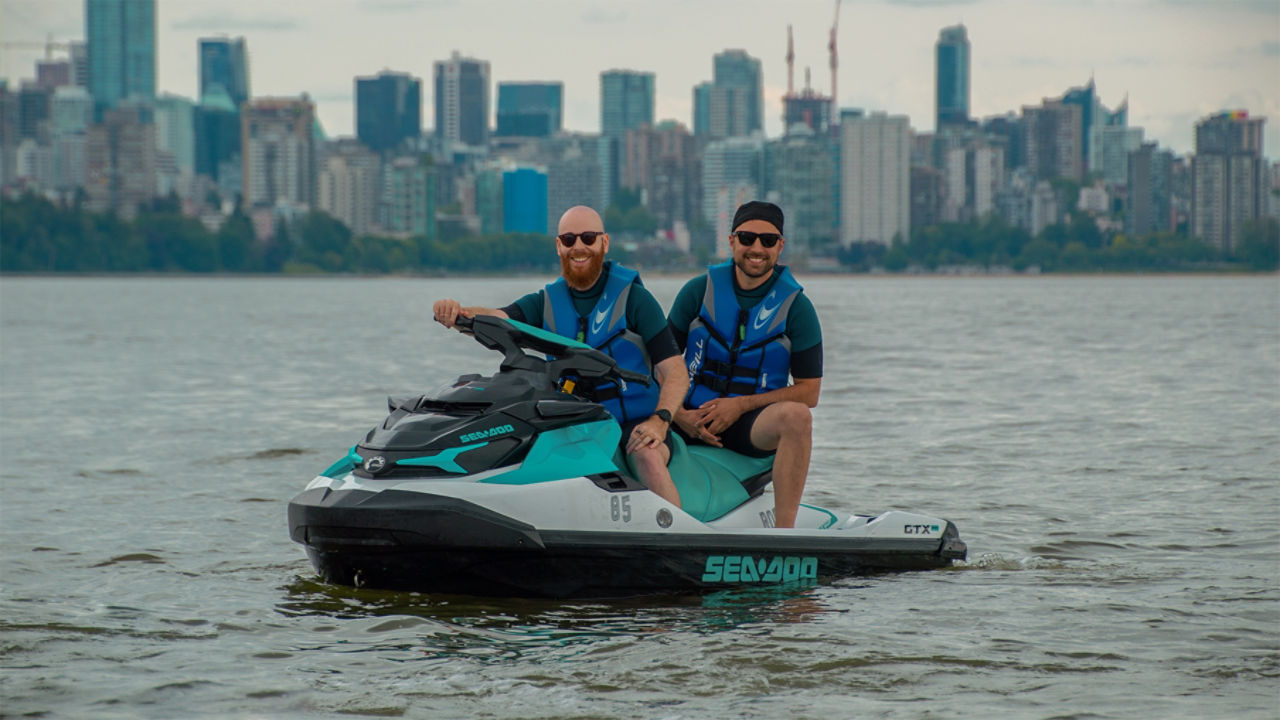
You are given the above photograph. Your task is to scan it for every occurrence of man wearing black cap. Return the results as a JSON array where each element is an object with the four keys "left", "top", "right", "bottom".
[{"left": 666, "top": 200, "right": 822, "bottom": 528}]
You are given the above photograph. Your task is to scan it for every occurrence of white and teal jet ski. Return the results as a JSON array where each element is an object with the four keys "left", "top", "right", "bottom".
[{"left": 288, "top": 315, "right": 967, "bottom": 598}]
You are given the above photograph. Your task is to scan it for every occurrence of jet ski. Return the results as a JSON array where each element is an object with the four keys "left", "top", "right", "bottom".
[{"left": 288, "top": 315, "right": 967, "bottom": 598}]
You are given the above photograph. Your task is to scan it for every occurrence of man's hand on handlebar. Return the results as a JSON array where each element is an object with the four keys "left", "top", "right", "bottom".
[{"left": 432, "top": 299, "right": 472, "bottom": 329}]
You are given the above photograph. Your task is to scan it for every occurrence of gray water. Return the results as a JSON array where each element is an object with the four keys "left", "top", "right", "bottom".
[{"left": 1, "top": 275, "right": 1276, "bottom": 719}]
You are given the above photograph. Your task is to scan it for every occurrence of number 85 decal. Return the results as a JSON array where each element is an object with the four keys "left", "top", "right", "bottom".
[{"left": 610, "top": 495, "right": 632, "bottom": 523}]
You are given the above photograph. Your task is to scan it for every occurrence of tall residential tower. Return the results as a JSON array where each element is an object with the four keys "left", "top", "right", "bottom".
[
  {"left": 434, "top": 52, "right": 490, "bottom": 148},
  {"left": 935, "top": 24, "right": 969, "bottom": 130}
]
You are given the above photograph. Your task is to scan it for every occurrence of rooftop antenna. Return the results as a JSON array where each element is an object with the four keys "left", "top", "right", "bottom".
[
  {"left": 786, "top": 25, "right": 795, "bottom": 96},
  {"left": 829, "top": 0, "right": 841, "bottom": 128}
]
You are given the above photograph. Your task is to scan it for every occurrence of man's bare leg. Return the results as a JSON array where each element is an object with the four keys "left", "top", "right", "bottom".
[
  {"left": 748, "top": 401, "right": 813, "bottom": 528},
  {"left": 630, "top": 444, "right": 681, "bottom": 507}
]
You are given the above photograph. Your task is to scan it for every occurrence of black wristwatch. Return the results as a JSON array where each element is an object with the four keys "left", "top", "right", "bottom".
[{"left": 654, "top": 408, "right": 672, "bottom": 424}]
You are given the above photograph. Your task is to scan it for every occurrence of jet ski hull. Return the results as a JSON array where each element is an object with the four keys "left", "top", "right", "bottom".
[{"left": 288, "top": 484, "right": 966, "bottom": 598}]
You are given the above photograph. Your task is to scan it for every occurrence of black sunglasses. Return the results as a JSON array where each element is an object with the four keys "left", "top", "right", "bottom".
[
  {"left": 734, "top": 231, "right": 782, "bottom": 248},
  {"left": 557, "top": 231, "right": 604, "bottom": 247}
]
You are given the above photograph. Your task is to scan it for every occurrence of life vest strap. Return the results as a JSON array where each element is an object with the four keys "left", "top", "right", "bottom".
[
  {"left": 701, "top": 358, "right": 760, "bottom": 380},
  {"left": 694, "top": 371, "right": 760, "bottom": 397}
]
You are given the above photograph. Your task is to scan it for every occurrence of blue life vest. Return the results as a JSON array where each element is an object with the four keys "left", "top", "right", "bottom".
[
  {"left": 542, "top": 263, "right": 659, "bottom": 423},
  {"left": 684, "top": 261, "right": 802, "bottom": 409}
]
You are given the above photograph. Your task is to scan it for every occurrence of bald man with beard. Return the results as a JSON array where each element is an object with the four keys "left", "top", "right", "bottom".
[{"left": 433, "top": 206, "right": 687, "bottom": 508}]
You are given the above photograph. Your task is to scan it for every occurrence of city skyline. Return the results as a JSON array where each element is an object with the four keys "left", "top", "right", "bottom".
[{"left": 2, "top": 0, "right": 1276, "bottom": 157}]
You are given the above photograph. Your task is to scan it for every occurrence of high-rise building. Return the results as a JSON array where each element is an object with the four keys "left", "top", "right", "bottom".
[
  {"left": 910, "top": 165, "right": 944, "bottom": 232},
  {"left": 1192, "top": 111, "right": 1266, "bottom": 254},
  {"left": 496, "top": 83, "right": 562, "bottom": 138},
  {"left": 941, "top": 140, "right": 1005, "bottom": 223},
  {"left": 154, "top": 94, "right": 195, "bottom": 176},
  {"left": 242, "top": 96, "right": 316, "bottom": 209},
  {"left": 36, "top": 60, "right": 72, "bottom": 90},
  {"left": 85, "top": 100, "right": 156, "bottom": 217},
  {"left": 382, "top": 155, "right": 435, "bottom": 238},
  {"left": 69, "top": 41, "right": 89, "bottom": 88},
  {"left": 547, "top": 135, "right": 605, "bottom": 235},
  {"left": 1060, "top": 79, "right": 1100, "bottom": 175},
  {"left": 1091, "top": 124, "right": 1144, "bottom": 187},
  {"left": 475, "top": 167, "right": 504, "bottom": 236},
  {"left": 434, "top": 52, "right": 490, "bottom": 148},
  {"left": 1127, "top": 142, "right": 1174, "bottom": 237},
  {"left": 51, "top": 86, "right": 93, "bottom": 135},
  {"left": 86, "top": 0, "right": 156, "bottom": 118},
  {"left": 317, "top": 138, "right": 380, "bottom": 235},
  {"left": 702, "top": 135, "right": 765, "bottom": 252},
  {"left": 600, "top": 70, "right": 653, "bottom": 210},
  {"left": 840, "top": 111, "right": 910, "bottom": 246},
  {"left": 692, "top": 82, "right": 712, "bottom": 137},
  {"left": 1023, "top": 99, "right": 1083, "bottom": 181},
  {"left": 621, "top": 120, "right": 698, "bottom": 231},
  {"left": 783, "top": 90, "right": 832, "bottom": 137},
  {"left": 767, "top": 128, "right": 838, "bottom": 253},
  {"left": 709, "top": 50, "right": 764, "bottom": 139},
  {"left": 600, "top": 70, "right": 654, "bottom": 139},
  {"left": 935, "top": 24, "right": 970, "bottom": 130},
  {"left": 199, "top": 37, "right": 250, "bottom": 108},
  {"left": 17, "top": 83, "right": 51, "bottom": 141},
  {"left": 194, "top": 87, "right": 240, "bottom": 186},
  {"left": 47, "top": 86, "right": 92, "bottom": 192},
  {"left": 356, "top": 71, "right": 421, "bottom": 153},
  {"left": 503, "top": 167, "right": 548, "bottom": 234}
]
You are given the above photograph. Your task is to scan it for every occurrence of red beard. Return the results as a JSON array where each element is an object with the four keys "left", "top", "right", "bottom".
[{"left": 561, "top": 251, "right": 605, "bottom": 290}]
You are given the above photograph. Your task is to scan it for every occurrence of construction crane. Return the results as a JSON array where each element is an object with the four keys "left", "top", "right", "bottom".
[
  {"left": 1, "top": 34, "right": 74, "bottom": 61},
  {"left": 786, "top": 24, "right": 795, "bottom": 96},
  {"left": 829, "top": 0, "right": 840, "bottom": 129}
]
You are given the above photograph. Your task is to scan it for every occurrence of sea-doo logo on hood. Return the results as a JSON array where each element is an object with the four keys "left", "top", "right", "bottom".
[
  {"left": 363, "top": 456, "right": 387, "bottom": 474},
  {"left": 459, "top": 424, "right": 514, "bottom": 443}
]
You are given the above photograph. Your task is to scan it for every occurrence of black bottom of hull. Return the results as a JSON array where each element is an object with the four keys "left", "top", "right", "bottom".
[{"left": 300, "top": 543, "right": 959, "bottom": 598}]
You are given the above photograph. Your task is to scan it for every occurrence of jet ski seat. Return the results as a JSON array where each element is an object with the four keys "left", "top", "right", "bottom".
[{"left": 622, "top": 432, "right": 774, "bottom": 522}]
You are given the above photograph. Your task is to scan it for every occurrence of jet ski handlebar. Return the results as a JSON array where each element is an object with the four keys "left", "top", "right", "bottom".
[{"left": 453, "top": 315, "right": 651, "bottom": 388}]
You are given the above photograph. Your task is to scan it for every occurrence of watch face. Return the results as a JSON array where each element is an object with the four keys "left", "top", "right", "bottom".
[{"left": 656, "top": 409, "right": 672, "bottom": 423}]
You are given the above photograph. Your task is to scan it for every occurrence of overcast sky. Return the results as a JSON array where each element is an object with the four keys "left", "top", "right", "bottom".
[{"left": 2, "top": 0, "right": 1277, "bottom": 156}]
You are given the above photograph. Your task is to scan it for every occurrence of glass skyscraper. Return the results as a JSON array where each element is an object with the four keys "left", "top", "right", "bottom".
[
  {"left": 935, "top": 24, "right": 969, "bottom": 130},
  {"left": 356, "top": 71, "right": 421, "bottom": 153},
  {"left": 711, "top": 50, "right": 763, "bottom": 138},
  {"left": 600, "top": 70, "right": 654, "bottom": 139},
  {"left": 199, "top": 37, "right": 249, "bottom": 108},
  {"left": 495, "top": 82, "right": 562, "bottom": 138},
  {"left": 86, "top": 0, "right": 156, "bottom": 119}
]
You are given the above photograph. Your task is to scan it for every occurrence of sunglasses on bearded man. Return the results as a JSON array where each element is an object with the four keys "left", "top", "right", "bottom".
[{"left": 557, "top": 231, "right": 604, "bottom": 247}]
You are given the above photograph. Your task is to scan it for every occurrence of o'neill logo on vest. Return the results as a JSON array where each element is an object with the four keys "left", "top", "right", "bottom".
[
  {"left": 687, "top": 337, "right": 704, "bottom": 376},
  {"left": 753, "top": 291, "right": 781, "bottom": 330}
]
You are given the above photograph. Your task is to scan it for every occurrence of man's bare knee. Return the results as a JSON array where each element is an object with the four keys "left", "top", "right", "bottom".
[{"left": 776, "top": 402, "right": 812, "bottom": 437}]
